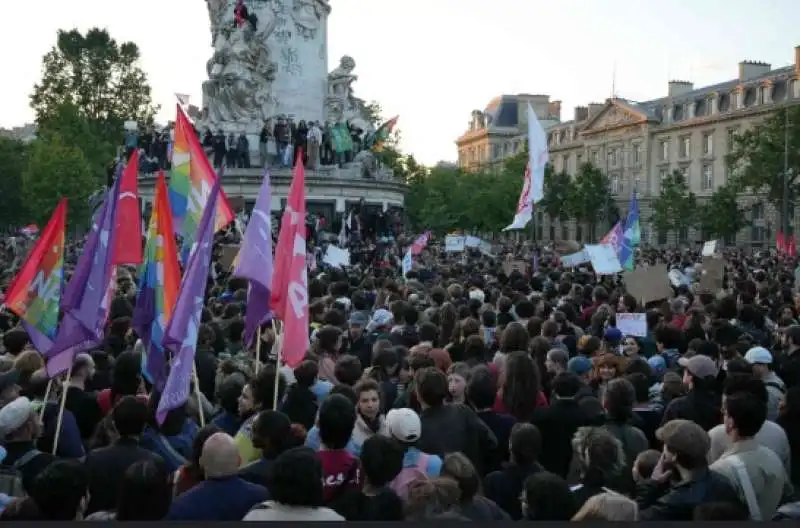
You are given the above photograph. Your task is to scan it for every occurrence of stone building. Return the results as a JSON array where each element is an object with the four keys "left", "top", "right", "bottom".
[
  {"left": 543, "top": 45, "right": 800, "bottom": 247},
  {"left": 455, "top": 94, "right": 561, "bottom": 171}
]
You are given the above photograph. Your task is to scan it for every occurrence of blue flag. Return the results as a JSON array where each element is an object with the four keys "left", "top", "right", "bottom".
[{"left": 618, "top": 188, "right": 641, "bottom": 271}]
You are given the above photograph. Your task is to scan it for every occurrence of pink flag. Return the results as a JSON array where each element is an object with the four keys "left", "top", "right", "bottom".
[{"left": 270, "top": 151, "right": 309, "bottom": 368}]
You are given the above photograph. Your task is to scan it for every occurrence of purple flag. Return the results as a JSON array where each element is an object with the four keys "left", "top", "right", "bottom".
[
  {"left": 46, "top": 175, "right": 122, "bottom": 377},
  {"left": 157, "top": 180, "right": 220, "bottom": 424},
  {"left": 233, "top": 170, "right": 273, "bottom": 346}
]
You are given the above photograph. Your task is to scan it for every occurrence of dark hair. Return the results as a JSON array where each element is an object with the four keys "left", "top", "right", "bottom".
[
  {"left": 523, "top": 472, "right": 576, "bottom": 520},
  {"left": 360, "top": 435, "right": 404, "bottom": 487},
  {"left": 29, "top": 460, "right": 88, "bottom": 520},
  {"left": 111, "top": 351, "right": 143, "bottom": 400},
  {"left": 117, "top": 458, "right": 172, "bottom": 520},
  {"left": 294, "top": 360, "right": 319, "bottom": 388},
  {"left": 112, "top": 395, "right": 149, "bottom": 437},
  {"left": 551, "top": 372, "right": 582, "bottom": 399},
  {"left": 415, "top": 367, "right": 449, "bottom": 407},
  {"left": 723, "top": 373, "right": 768, "bottom": 404},
  {"left": 466, "top": 366, "right": 496, "bottom": 409},
  {"left": 252, "top": 410, "right": 299, "bottom": 455},
  {"left": 334, "top": 355, "right": 363, "bottom": 386},
  {"left": 250, "top": 363, "right": 287, "bottom": 410},
  {"left": 604, "top": 378, "right": 636, "bottom": 422},
  {"left": 317, "top": 394, "right": 356, "bottom": 449},
  {"left": 693, "top": 501, "right": 750, "bottom": 520},
  {"left": 625, "top": 372, "right": 651, "bottom": 403},
  {"left": 329, "top": 384, "right": 358, "bottom": 405},
  {"left": 654, "top": 324, "right": 683, "bottom": 350},
  {"left": 271, "top": 447, "right": 324, "bottom": 507},
  {"left": 216, "top": 374, "right": 245, "bottom": 416},
  {"left": 724, "top": 391, "right": 766, "bottom": 438},
  {"left": 501, "top": 351, "right": 542, "bottom": 421},
  {"left": 510, "top": 423, "right": 542, "bottom": 466}
]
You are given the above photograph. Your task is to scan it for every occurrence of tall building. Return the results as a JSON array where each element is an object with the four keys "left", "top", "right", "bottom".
[
  {"left": 455, "top": 94, "right": 561, "bottom": 171},
  {"left": 542, "top": 45, "right": 800, "bottom": 247}
]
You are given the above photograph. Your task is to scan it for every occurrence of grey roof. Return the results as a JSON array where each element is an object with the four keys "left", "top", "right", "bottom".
[{"left": 484, "top": 95, "right": 521, "bottom": 128}]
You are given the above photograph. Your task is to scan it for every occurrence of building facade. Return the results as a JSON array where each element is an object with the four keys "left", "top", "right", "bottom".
[
  {"left": 455, "top": 94, "right": 561, "bottom": 171},
  {"left": 542, "top": 45, "right": 800, "bottom": 247}
]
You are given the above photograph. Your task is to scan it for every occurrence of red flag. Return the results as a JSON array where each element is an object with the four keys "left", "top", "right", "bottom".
[
  {"left": 113, "top": 150, "right": 143, "bottom": 265},
  {"left": 789, "top": 235, "right": 797, "bottom": 257},
  {"left": 777, "top": 230, "right": 786, "bottom": 254},
  {"left": 270, "top": 151, "right": 309, "bottom": 368}
]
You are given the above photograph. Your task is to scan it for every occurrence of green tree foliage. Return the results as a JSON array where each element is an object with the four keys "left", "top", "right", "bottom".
[
  {"left": 571, "top": 163, "right": 611, "bottom": 240},
  {"left": 541, "top": 166, "right": 575, "bottom": 225},
  {"left": 30, "top": 28, "right": 158, "bottom": 184},
  {"left": 726, "top": 106, "right": 800, "bottom": 211},
  {"left": 22, "top": 133, "right": 94, "bottom": 226},
  {"left": 0, "top": 137, "right": 29, "bottom": 226},
  {"left": 650, "top": 170, "right": 697, "bottom": 240},
  {"left": 698, "top": 183, "right": 748, "bottom": 240}
]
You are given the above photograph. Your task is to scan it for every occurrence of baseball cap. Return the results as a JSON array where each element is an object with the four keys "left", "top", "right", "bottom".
[
  {"left": 0, "top": 397, "right": 35, "bottom": 438},
  {"left": 367, "top": 309, "right": 393, "bottom": 332},
  {"left": 385, "top": 408, "right": 421, "bottom": 443},
  {"left": 678, "top": 354, "right": 719, "bottom": 379},
  {"left": 647, "top": 355, "right": 666, "bottom": 376},
  {"left": 567, "top": 355, "right": 593, "bottom": 376},
  {"left": 348, "top": 312, "right": 368, "bottom": 326},
  {"left": 744, "top": 346, "right": 773, "bottom": 365},
  {"left": 656, "top": 419, "right": 710, "bottom": 461},
  {"left": 604, "top": 327, "right": 623, "bottom": 342}
]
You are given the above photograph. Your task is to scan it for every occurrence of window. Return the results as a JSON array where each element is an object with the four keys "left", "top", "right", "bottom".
[
  {"left": 562, "top": 155, "right": 568, "bottom": 172},
  {"left": 492, "top": 144, "right": 500, "bottom": 159},
  {"left": 657, "top": 169, "right": 668, "bottom": 193},
  {"left": 561, "top": 224, "right": 569, "bottom": 240},
  {"left": 702, "top": 164, "right": 713, "bottom": 190},
  {"left": 549, "top": 225, "right": 556, "bottom": 241},
  {"left": 727, "top": 128, "right": 738, "bottom": 150},
  {"left": 658, "top": 230, "right": 668, "bottom": 245},
  {"left": 680, "top": 136, "right": 691, "bottom": 158},
  {"left": 660, "top": 140, "right": 669, "bottom": 161},
  {"left": 633, "top": 143, "right": 642, "bottom": 165},
  {"left": 576, "top": 154, "right": 584, "bottom": 168},
  {"left": 608, "top": 149, "right": 617, "bottom": 167},
  {"left": 611, "top": 174, "right": 621, "bottom": 195},
  {"left": 591, "top": 150, "right": 599, "bottom": 166},
  {"left": 703, "top": 133, "right": 713, "bottom": 155},
  {"left": 576, "top": 225, "right": 583, "bottom": 242},
  {"left": 512, "top": 141, "right": 519, "bottom": 153},
  {"left": 678, "top": 227, "right": 688, "bottom": 243},
  {"left": 632, "top": 172, "right": 642, "bottom": 191},
  {"left": 641, "top": 226, "right": 650, "bottom": 245}
]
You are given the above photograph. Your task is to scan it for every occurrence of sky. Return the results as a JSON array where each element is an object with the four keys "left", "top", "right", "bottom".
[{"left": 1, "top": 0, "right": 798, "bottom": 165}]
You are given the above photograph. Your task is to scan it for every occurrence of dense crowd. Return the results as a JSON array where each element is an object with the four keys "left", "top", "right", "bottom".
[{"left": 0, "top": 227, "right": 800, "bottom": 521}]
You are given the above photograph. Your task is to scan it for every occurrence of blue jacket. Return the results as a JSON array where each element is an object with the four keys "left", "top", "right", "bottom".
[{"left": 165, "top": 476, "right": 268, "bottom": 520}]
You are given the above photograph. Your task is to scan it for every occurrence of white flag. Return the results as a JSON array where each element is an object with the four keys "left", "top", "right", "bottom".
[{"left": 502, "top": 103, "right": 548, "bottom": 231}]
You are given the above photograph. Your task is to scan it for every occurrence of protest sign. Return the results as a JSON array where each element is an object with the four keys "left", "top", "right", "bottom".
[
  {"left": 323, "top": 245, "right": 350, "bottom": 268},
  {"left": 220, "top": 245, "right": 239, "bottom": 270},
  {"left": 445, "top": 235, "right": 465, "bottom": 252},
  {"left": 624, "top": 264, "right": 671, "bottom": 304},
  {"left": 585, "top": 244, "right": 622, "bottom": 274},
  {"left": 701, "top": 240, "right": 717, "bottom": 257},
  {"left": 503, "top": 260, "right": 528, "bottom": 275},
  {"left": 616, "top": 313, "right": 647, "bottom": 337},
  {"left": 699, "top": 258, "right": 724, "bottom": 292}
]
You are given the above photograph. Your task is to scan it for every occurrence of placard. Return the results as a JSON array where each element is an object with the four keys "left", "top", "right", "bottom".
[
  {"left": 560, "top": 250, "right": 590, "bottom": 268},
  {"left": 220, "top": 245, "right": 240, "bottom": 271},
  {"left": 445, "top": 235, "right": 466, "bottom": 252},
  {"left": 624, "top": 264, "right": 671, "bottom": 303},
  {"left": 503, "top": 260, "right": 528, "bottom": 275},
  {"left": 616, "top": 313, "right": 647, "bottom": 337},
  {"left": 323, "top": 245, "right": 350, "bottom": 268},
  {"left": 701, "top": 240, "right": 718, "bottom": 257},
  {"left": 584, "top": 244, "right": 622, "bottom": 274},
  {"left": 699, "top": 258, "right": 724, "bottom": 292}
]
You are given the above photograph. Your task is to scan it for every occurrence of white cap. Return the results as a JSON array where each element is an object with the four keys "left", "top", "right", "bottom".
[
  {"left": 385, "top": 408, "right": 421, "bottom": 443},
  {"left": 469, "top": 289, "right": 485, "bottom": 303},
  {"left": 0, "top": 397, "right": 35, "bottom": 438},
  {"left": 744, "top": 346, "right": 773, "bottom": 365}
]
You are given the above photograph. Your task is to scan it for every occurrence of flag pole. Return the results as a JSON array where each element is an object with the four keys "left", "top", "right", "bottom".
[
  {"left": 255, "top": 327, "right": 262, "bottom": 374},
  {"left": 192, "top": 363, "right": 206, "bottom": 427},
  {"left": 39, "top": 379, "right": 53, "bottom": 421},
  {"left": 52, "top": 370, "right": 72, "bottom": 455},
  {"left": 272, "top": 320, "right": 282, "bottom": 411}
]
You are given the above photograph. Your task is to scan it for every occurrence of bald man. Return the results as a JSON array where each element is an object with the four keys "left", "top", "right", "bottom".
[
  {"left": 64, "top": 353, "right": 102, "bottom": 441},
  {"left": 167, "top": 432, "right": 268, "bottom": 520}
]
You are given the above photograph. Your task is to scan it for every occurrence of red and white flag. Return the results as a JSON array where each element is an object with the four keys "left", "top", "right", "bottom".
[
  {"left": 503, "top": 103, "right": 548, "bottom": 231},
  {"left": 113, "top": 149, "right": 142, "bottom": 265},
  {"left": 270, "top": 151, "right": 309, "bottom": 369}
]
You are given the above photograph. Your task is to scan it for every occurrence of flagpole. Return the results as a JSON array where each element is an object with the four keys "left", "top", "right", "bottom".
[{"left": 52, "top": 370, "right": 72, "bottom": 455}]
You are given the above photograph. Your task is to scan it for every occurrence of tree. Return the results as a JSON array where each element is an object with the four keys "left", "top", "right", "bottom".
[
  {"left": 0, "top": 137, "right": 29, "bottom": 226},
  {"left": 698, "top": 183, "right": 748, "bottom": 241},
  {"left": 727, "top": 106, "right": 800, "bottom": 220},
  {"left": 541, "top": 166, "right": 575, "bottom": 227},
  {"left": 22, "top": 133, "right": 94, "bottom": 226},
  {"left": 650, "top": 170, "right": 697, "bottom": 242},
  {"left": 571, "top": 163, "right": 611, "bottom": 241}
]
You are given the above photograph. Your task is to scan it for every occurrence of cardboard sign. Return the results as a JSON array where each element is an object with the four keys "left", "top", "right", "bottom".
[
  {"left": 503, "top": 260, "right": 528, "bottom": 275},
  {"left": 554, "top": 240, "right": 582, "bottom": 254},
  {"left": 624, "top": 264, "right": 671, "bottom": 303},
  {"left": 699, "top": 258, "right": 724, "bottom": 292},
  {"left": 220, "top": 245, "right": 240, "bottom": 271},
  {"left": 701, "top": 240, "right": 718, "bottom": 257}
]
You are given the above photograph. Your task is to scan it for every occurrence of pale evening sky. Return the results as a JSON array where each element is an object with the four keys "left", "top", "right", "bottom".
[{"left": 0, "top": 0, "right": 798, "bottom": 165}]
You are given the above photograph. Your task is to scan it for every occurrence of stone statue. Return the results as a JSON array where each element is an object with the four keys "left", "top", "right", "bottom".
[
  {"left": 325, "top": 55, "right": 373, "bottom": 129},
  {"left": 328, "top": 55, "right": 357, "bottom": 98},
  {"left": 206, "top": 0, "right": 230, "bottom": 46},
  {"left": 199, "top": 3, "right": 279, "bottom": 133},
  {"left": 292, "top": 0, "right": 322, "bottom": 38}
]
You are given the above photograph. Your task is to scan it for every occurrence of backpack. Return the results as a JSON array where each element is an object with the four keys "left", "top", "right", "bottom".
[
  {"left": 0, "top": 450, "right": 42, "bottom": 498},
  {"left": 389, "top": 453, "right": 429, "bottom": 500}
]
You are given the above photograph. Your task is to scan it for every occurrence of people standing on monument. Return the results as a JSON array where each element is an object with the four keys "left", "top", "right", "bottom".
[
  {"left": 307, "top": 121, "right": 322, "bottom": 170},
  {"left": 273, "top": 118, "right": 290, "bottom": 168},
  {"left": 294, "top": 120, "right": 308, "bottom": 168},
  {"left": 236, "top": 132, "right": 250, "bottom": 169},
  {"left": 226, "top": 133, "right": 237, "bottom": 168},
  {"left": 212, "top": 130, "right": 226, "bottom": 169},
  {"left": 321, "top": 122, "right": 333, "bottom": 166},
  {"left": 258, "top": 122, "right": 272, "bottom": 168}
]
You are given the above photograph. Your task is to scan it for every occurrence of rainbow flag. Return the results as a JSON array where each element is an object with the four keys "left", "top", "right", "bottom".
[
  {"left": 168, "top": 104, "right": 234, "bottom": 260},
  {"left": 4, "top": 200, "right": 67, "bottom": 354},
  {"left": 368, "top": 115, "right": 398, "bottom": 152},
  {"left": 133, "top": 172, "right": 181, "bottom": 389}
]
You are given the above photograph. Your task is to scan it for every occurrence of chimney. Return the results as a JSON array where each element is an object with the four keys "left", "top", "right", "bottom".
[
  {"left": 548, "top": 100, "right": 562, "bottom": 120},
  {"left": 587, "top": 103, "right": 604, "bottom": 119},
  {"left": 795, "top": 46, "right": 800, "bottom": 76},
  {"left": 738, "top": 60, "right": 771, "bottom": 81},
  {"left": 574, "top": 106, "right": 588, "bottom": 122},
  {"left": 668, "top": 80, "right": 694, "bottom": 98}
]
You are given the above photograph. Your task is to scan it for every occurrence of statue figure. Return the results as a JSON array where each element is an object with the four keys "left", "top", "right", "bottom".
[
  {"left": 328, "top": 55, "right": 357, "bottom": 98},
  {"left": 206, "top": 0, "right": 230, "bottom": 46},
  {"left": 200, "top": 4, "right": 279, "bottom": 133},
  {"left": 292, "top": 0, "right": 322, "bottom": 38}
]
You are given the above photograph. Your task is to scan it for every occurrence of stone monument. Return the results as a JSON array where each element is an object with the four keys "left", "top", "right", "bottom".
[{"left": 199, "top": 0, "right": 378, "bottom": 171}]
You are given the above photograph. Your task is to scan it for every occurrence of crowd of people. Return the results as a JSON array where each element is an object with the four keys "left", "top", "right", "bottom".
[{"left": 0, "top": 225, "right": 800, "bottom": 521}]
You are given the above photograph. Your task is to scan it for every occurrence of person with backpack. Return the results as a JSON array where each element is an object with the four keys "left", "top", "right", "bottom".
[
  {"left": 383, "top": 408, "right": 442, "bottom": 500},
  {"left": 744, "top": 347, "right": 786, "bottom": 421},
  {"left": 0, "top": 397, "right": 56, "bottom": 498}
]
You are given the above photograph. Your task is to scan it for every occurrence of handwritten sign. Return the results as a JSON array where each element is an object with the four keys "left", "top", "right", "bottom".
[
  {"left": 323, "top": 245, "right": 350, "bottom": 268},
  {"left": 624, "top": 264, "right": 671, "bottom": 303},
  {"left": 702, "top": 240, "right": 718, "bottom": 257},
  {"left": 584, "top": 244, "right": 622, "bottom": 274},
  {"left": 445, "top": 235, "right": 465, "bottom": 252},
  {"left": 616, "top": 313, "right": 647, "bottom": 337}
]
